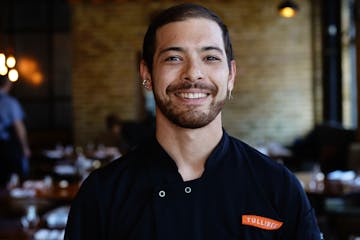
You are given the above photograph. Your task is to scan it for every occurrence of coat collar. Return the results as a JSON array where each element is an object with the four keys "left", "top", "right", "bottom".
[{"left": 144, "top": 130, "right": 230, "bottom": 186}]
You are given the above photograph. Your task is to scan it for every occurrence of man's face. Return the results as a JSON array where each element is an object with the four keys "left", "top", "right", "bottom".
[{"left": 142, "top": 18, "right": 236, "bottom": 129}]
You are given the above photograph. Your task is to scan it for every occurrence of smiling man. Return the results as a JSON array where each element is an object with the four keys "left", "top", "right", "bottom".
[{"left": 65, "top": 3, "right": 322, "bottom": 240}]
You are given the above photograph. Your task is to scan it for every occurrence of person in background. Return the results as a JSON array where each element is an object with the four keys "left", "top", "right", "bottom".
[
  {"left": 95, "top": 113, "right": 129, "bottom": 154},
  {"left": 0, "top": 75, "right": 31, "bottom": 187},
  {"left": 65, "top": 3, "right": 322, "bottom": 239}
]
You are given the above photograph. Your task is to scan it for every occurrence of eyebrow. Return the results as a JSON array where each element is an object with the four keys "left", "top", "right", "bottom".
[
  {"left": 158, "top": 46, "right": 224, "bottom": 56},
  {"left": 158, "top": 47, "right": 183, "bottom": 56},
  {"left": 202, "top": 46, "right": 224, "bottom": 54}
]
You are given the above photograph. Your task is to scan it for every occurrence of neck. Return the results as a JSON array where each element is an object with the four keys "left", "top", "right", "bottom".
[{"left": 156, "top": 112, "right": 223, "bottom": 181}]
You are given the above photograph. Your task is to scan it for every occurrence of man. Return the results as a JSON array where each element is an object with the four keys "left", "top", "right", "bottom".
[
  {"left": 0, "top": 75, "right": 31, "bottom": 186},
  {"left": 65, "top": 3, "right": 322, "bottom": 239}
]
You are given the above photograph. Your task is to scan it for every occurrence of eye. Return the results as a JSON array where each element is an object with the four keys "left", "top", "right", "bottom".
[
  {"left": 205, "top": 55, "right": 221, "bottom": 62},
  {"left": 165, "top": 56, "right": 182, "bottom": 62}
]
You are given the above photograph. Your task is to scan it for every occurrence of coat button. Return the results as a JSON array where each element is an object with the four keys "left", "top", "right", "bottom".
[
  {"left": 184, "top": 186, "right": 191, "bottom": 194},
  {"left": 159, "top": 190, "right": 166, "bottom": 198}
]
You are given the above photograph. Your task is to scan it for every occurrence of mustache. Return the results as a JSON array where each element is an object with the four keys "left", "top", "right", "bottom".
[{"left": 166, "top": 82, "right": 217, "bottom": 93}]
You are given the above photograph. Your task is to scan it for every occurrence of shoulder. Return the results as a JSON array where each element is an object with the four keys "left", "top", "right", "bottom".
[
  {"left": 227, "top": 136, "right": 315, "bottom": 229},
  {"left": 227, "top": 135, "right": 302, "bottom": 193},
  {"left": 228, "top": 136, "right": 284, "bottom": 172},
  {"left": 1, "top": 94, "right": 24, "bottom": 116},
  {"left": 1, "top": 94, "right": 19, "bottom": 105},
  {"left": 80, "top": 141, "right": 152, "bottom": 196},
  {"left": 92, "top": 146, "right": 147, "bottom": 181}
]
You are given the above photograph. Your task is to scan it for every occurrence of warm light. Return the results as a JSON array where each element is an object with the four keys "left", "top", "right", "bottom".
[
  {"left": 8, "top": 69, "right": 19, "bottom": 82},
  {"left": 18, "top": 57, "right": 37, "bottom": 76},
  {"left": 31, "top": 71, "right": 44, "bottom": 85},
  {"left": 278, "top": 0, "right": 299, "bottom": 18},
  {"left": 18, "top": 57, "right": 44, "bottom": 86},
  {"left": 6, "top": 56, "right": 16, "bottom": 68},
  {"left": 0, "top": 53, "right": 5, "bottom": 65},
  {"left": 0, "top": 65, "right": 8, "bottom": 76},
  {"left": 279, "top": 7, "right": 296, "bottom": 18}
]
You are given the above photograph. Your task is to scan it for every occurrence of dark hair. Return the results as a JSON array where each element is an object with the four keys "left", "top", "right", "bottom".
[
  {"left": 0, "top": 75, "right": 9, "bottom": 88},
  {"left": 142, "top": 3, "right": 234, "bottom": 72}
]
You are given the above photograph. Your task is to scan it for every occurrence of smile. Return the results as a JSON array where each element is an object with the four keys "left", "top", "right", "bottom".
[{"left": 176, "top": 92, "right": 209, "bottom": 99}]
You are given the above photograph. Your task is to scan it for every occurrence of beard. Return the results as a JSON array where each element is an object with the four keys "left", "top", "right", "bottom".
[{"left": 153, "top": 81, "right": 226, "bottom": 129}]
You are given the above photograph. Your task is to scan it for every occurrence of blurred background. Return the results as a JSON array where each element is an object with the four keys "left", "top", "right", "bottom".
[{"left": 0, "top": 0, "right": 360, "bottom": 239}]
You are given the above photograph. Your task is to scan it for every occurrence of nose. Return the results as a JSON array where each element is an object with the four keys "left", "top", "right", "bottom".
[{"left": 181, "top": 60, "right": 204, "bottom": 82}]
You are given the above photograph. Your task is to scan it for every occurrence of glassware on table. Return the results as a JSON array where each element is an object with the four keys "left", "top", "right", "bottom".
[
  {"left": 308, "top": 164, "right": 325, "bottom": 192},
  {"left": 43, "top": 175, "right": 53, "bottom": 190},
  {"left": 21, "top": 205, "right": 40, "bottom": 237},
  {"left": 7, "top": 173, "right": 20, "bottom": 189}
]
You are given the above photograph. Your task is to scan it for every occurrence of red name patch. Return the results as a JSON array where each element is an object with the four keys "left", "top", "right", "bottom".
[{"left": 242, "top": 215, "right": 283, "bottom": 230}]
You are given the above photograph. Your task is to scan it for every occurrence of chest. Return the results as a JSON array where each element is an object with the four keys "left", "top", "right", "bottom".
[{"left": 105, "top": 172, "right": 285, "bottom": 240}]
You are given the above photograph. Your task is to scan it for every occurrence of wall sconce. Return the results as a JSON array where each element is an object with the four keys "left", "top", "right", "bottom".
[
  {"left": 278, "top": 0, "right": 299, "bottom": 18},
  {"left": 0, "top": 1, "right": 18, "bottom": 82},
  {"left": 0, "top": 51, "right": 18, "bottom": 82}
]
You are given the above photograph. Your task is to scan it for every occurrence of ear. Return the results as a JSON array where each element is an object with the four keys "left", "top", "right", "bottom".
[
  {"left": 227, "top": 60, "right": 236, "bottom": 92},
  {"left": 140, "top": 60, "right": 152, "bottom": 90}
]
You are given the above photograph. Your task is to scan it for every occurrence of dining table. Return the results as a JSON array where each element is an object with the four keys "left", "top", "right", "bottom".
[
  {"left": 295, "top": 169, "right": 360, "bottom": 239},
  {"left": 1, "top": 143, "right": 121, "bottom": 240},
  {"left": 0, "top": 176, "right": 81, "bottom": 240}
]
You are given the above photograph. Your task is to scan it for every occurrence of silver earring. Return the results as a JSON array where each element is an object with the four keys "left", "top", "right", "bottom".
[
  {"left": 142, "top": 79, "right": 150, "bottom": 89},
  {"left": 228, "top": 90, "right": 233, "bottom": 100}
]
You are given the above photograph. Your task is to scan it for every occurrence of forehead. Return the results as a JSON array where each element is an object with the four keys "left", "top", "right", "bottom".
[{"left": 154, "top": 18, "right": 224, "bottom": 51}]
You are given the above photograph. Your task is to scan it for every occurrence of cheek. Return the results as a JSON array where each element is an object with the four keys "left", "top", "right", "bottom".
[
  {"left": 152, "top": 76, "right": 169, "bottom": 96},
  {"left": 213, "top": 72, "right": 230, "bottom": 89},
  {"left": 153, "top": 69, "right": 178, "bottom": 90}
]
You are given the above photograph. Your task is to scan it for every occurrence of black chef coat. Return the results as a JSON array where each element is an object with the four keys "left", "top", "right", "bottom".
[{"left": 65, "top": 131, "right": 322, "bottom": 240}]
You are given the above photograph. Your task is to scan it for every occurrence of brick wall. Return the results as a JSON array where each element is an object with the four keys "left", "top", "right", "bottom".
[{"left": 71, "top": 0, "right": 315, "bottom": 146}]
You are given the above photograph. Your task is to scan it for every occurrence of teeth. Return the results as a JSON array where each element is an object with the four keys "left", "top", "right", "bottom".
[{"left": 179, "top": 93, "right": 207, "bottom": 99}]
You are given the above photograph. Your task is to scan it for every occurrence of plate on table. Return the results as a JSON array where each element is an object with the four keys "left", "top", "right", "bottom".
[
  {"left": 43, "top": 206, "right": 70, "bottom": 228},
  {"left": 9, "top": 188, "right": 36, "bottom": 198},
  {"left": 34, "top": 229, "right": 65, "bottom": 240},
  {"left": 43, "top": 150, "right": 64, "bottom": 159},
  {"left": 54, "top": 165, "right": 77, "bottom": 176}
]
